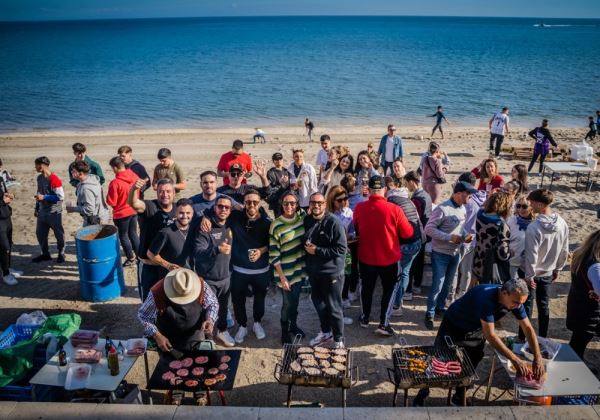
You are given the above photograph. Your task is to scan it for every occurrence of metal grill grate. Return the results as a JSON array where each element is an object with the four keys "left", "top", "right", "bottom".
[{"left": 280, "top": 342, "right": 352, "bottom": 380}]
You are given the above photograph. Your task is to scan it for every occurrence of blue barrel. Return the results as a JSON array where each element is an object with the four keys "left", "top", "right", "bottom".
[{"left": 75, "top": 224, "right": 125, "bottom": 302}]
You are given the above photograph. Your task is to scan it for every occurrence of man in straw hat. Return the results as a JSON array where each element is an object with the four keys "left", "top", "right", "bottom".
[{"left": 138, "top": 268, "right": 218, "bottom": 353}]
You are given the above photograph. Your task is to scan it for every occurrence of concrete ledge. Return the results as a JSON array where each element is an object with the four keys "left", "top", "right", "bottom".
[{"left": 2, "top": 402, "right": 599, "bottom": 419}]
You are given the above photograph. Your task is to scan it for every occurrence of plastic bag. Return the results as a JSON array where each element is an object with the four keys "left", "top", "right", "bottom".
[{"left": 16, "top": 310, "right": 47, "bottom": 326}]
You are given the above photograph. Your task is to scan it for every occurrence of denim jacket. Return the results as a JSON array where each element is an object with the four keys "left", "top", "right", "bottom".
[{"left": 377, "top": 134, "right": 403, "bottom": 164}]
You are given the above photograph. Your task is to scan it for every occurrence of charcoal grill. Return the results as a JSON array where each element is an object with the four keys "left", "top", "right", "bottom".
[
  {"left": 274, "top": 336, "right": 358, "bottom": 407},
  {"left": 387, "top": 337, "right": 478, "bottom": 407}
]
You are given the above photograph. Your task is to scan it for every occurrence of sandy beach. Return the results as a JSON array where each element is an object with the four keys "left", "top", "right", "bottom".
[{"left": 0, "top": 124, "right": 598, "bottom": 407}]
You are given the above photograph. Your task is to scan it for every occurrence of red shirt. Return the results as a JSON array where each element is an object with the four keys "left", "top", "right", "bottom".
[
  {"left": 353, "top": 195, "right": 414, "bottom": 266},
  {"left": 471, "top": 167, "right": 504, "bottom": 191},
  {"left": 217, "top": 151, "right": 252, "bottom": 185}
]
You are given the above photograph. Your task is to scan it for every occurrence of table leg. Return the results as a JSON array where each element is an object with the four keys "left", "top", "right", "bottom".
[
  {"left": 219, "top": 390, "right": 226, "bottom": 406},
  {"left": 576, "top": 172, "right": 580, "bottom": 190},
  {"left": 143, "top": 352, "right": 153, "bottom": 405},
  {"left": 392, "top": 386, "right": 398, "bottom": 407},
  {"left": 206, "top": 389, "right": 212, "bottom": 406},
  {"left": 342, "top": 388, "right": 347, "bottom": 408},
  {"left": 286, "top": 384, "right": 293, "bottom": 407},
  {"left": 540, "top": 166, "right": 546, "bottom": 188},
  {"left": 404, "top": 389, "right": 409, "bottom": 407},
  {"left": 485, "top": 354, "right": 496, "bottom": 402},
  {"left": 549, "top": 171, "right": 555, "bottom": 190},
  {"left": 446, "top": 388, "right": 452, "bottom": 406}
]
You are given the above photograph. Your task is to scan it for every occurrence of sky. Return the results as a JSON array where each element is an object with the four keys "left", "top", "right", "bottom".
[{"left": 1, "top": 0, "right": 599, "bottom": 21}]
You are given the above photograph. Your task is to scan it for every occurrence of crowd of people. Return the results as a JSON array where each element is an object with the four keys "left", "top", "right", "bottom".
[{"left": 1, "top": 119, "right": 599, "bottom": 405}]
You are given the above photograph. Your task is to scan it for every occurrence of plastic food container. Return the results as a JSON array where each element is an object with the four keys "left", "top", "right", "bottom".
[
  {"left": 65, "top": 364, "right": 91, "bottom": 390},
  {"left": 70, "top": 329, "right": 99, "bottom": 348},
  {"left": 74, "top": 348, "right": 102, "bottom": 364},
  {"left": 124, "top": 338, "right": 147, "bottom": 357},
  {"left": 521, "top": 337, "right": 561, "bottom": 367}
]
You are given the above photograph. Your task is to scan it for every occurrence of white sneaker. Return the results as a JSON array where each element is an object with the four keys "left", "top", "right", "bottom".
[
  {"left": 309, "top": 331, "right": 333, "bottom": 346},
  {"left": 216, "top": 330, "right": 235, "bottom": 347},
  {"left": 253, "top": 322, "right": 266, "bottom": 340},
  {"left": 403, "top": 292, "right": 413, "bottom": 301},
  {"left": 2, "top": 273, "right": 17, "bottom": 286},
  {"left": 343, "top": 316, "right": 353, "bottom": 325},
  {"left": 9, "top": 269, "right": 23, "bottom": 278},
  {"left": 342, "top": 299, "right": 351, "bottom": 309},
  {"left": 412, "top": 286, "right": 421, "bottom": 294},
  {"left": 234, "top": 326, "right": 248, "bottom": 344},
  {"left": 334, "top": 341, "right": 345, "bottom": 349},
  {"left": 391, "top": 306, "right": 403, "bottom": 317}
]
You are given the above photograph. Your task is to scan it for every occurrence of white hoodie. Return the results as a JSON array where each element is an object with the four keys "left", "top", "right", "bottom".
[{"left": 523, "top": 213, "right": 569, "bottom": 278}]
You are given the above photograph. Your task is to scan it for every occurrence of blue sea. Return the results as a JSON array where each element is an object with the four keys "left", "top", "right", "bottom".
[{"left": 1, "top": 16, "right": 599, "bottom": 133}]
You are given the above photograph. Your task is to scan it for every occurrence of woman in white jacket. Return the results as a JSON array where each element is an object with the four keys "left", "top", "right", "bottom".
[
  {"left": 506, "top": 196, "right": 535, "bottom": 280},
  {"left": 287, "top": 149, "right": 318, "bottom": 209}
]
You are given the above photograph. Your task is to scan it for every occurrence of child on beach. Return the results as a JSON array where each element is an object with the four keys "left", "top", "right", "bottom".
[
  {"left": 429, "top": 106, "right": 449, "bottom": 139},
  {"left": 585, "top": 116, "right": 597, "bottom": 141}
]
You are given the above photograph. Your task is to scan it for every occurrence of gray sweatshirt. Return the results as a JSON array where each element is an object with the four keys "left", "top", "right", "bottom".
[
  {"left": 75, "top": 174, "right": 110, "bottom": 225},
  {"left": 523, "top": 213, "right": 569, "bottom": 278},
  {"left": 424, "top": 198, "right": 466, "bottom": 256}
]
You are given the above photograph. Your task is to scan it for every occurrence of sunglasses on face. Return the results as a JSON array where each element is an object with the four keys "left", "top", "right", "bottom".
[
  {"left": 216, "top": 204, "right": 231, "bottom": 210},
  {"left": 516, "top": 204, "right": 528, "bottom": 209},
  {"left": 282, "top": 201, "right": 297, "bottom": 207},
  {"left": 230, "top": 172, "right": 242, "bottom": 178},
  {"left": 335, "top": 196, "right": 348, "bottom": 203},
  {"left": 310, "top": 201, "right": 325, "bottom": 206},
  {"left": 244, "top": 200, "right": 260, "bottom": 206}
]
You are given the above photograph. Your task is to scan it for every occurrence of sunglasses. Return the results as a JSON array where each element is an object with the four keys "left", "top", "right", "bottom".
[
  {"left": 516, "top": 204, "right": 529, "bottom": 209},
  {"left": 335, "top": 196, "right": 348, "bottom": 203},
  {"left": 229, "top": 172, "right": 242, "bottom": 177},
  {"left": 244, "top": 200, "right": 260, "bottom": 206},
  {"left": 282, "top": 201, "right": 297, "bottom": 207},
  {"left": 216, "top": 204, "right": 231, "bottom": 210},
  {"left": 310, "top": 201, "right": 325, "bottom": 206}
]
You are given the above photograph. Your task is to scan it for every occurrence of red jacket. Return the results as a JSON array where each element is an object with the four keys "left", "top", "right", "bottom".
[
  {"left": 353, "top": 195, "right": 414, "bottom": 266},
  {"left": 106, "top": 169, "right": 138, "bottom": 220}
]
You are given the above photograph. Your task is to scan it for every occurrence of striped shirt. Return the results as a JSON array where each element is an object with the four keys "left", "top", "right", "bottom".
[{"left": 269, "top": 213, "right": 306, "bottom": 287}]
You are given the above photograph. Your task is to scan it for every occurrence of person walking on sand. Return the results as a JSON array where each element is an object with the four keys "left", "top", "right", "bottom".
[
  {"left": 429, "top": 105, "right": 450, "bottom": 139},
  {"left": 585, "top": 116, "right": 597, "bottom": 141},
  {"left": 488, "top": 107, "right": 510, "bottom": 158},
  {"left": 33, "top": 157, "right": 65, "bottom": 263},
  {"left": 527, "top": 119, "right": 557, "bottom": 175},
  {"left": 305, "top": 118, "right": 315, "bottom": 142},
  {"left": 68, "top": 142, "right": 105, "bottom": 187}
]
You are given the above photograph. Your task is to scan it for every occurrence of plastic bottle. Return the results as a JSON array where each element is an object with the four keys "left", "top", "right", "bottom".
[{"left": 108, "top": 345, "right": 119, "bottom": 376}]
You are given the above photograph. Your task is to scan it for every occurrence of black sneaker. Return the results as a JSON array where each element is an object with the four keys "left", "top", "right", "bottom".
[
  {"left": 375, "top": 324, "right": 395, "bottom": 336},
  {"left": 359, "top": 315, "right": 369, "bottom": 328},
  {"left": 289, "top": 325, "right": 305, "bottom": 339},
  {"left": 281, "top": 332, "right": 292, "bottom": 345},
  {"left": 122, "top": 258, "right": 136, "bottom": 267},
  {"left": 425, "top": 316, "right": 434, "bottom": 330},
  {"left": 32, "top": 254, "right": 52, "bottom": 263},
  {"left": 434, "top": 308, "right": 446, "bottom": 320},
  {"left": 55, "top": 254, "right": 65, "bottom": 263},
  {"left": 412, "top": 388, "right": 430, "bottom": 407}
]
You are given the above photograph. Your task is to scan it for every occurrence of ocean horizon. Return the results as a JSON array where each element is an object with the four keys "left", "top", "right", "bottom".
[{"left": 1, "top": 16, "right": 599, "bottom": 133}]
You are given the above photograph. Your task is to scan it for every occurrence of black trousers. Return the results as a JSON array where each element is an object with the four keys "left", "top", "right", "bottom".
[
  {"left": 359, "top": 261, "right": 399, "bottom": 325},
  {"left": 36, "top": 212, "right": 65, "bottom": 255},
  {"left": 309, "top": 273, "right": 345, "bottom": 342},
  {"left": 569, "top": 329, "right": 597, "bottom": 359},
  {"left": 489, "top": 133, "right": 505, "bottom": 157},
  {"left": 528, "top": 152, "right": 547, "bottom": 173},
  {"left": 519, "top": 276, "right": 551, "bottom": 340},
  {"left": 0, "top": 218, "right": 12, "bottom": 277},
  {"left": 409, "top": 242, "right": 426, "bottom": 290},
  {"left": 206, "top": 277, "right": 231, "bottom": 332},
  {"left": 114, "top": 215, "right": 139, "bottom": 260},
  {"left": 231, "top": 270, "right": 270, "bottom": 327},
  {"left": 139, "top": 262, "right": 162, "bottom": 301},
  {"left": 342, "top": 241, "right": 359, "bottom": 299}
]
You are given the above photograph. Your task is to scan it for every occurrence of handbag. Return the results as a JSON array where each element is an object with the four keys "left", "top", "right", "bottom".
[{"left": 426, "top": 157, "right": 447, "bottom": 184}]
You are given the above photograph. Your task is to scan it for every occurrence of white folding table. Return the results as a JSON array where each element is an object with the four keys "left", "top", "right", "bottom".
[
  {"left": 29, "top": 339, "right": 140, "bottom": 399},
  {"left": 540, "top": 162, "right": 595, "bottom": 191}
]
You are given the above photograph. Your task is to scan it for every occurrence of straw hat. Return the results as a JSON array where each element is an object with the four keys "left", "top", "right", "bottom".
[{"left": 164, "top": 268, "right": 201, "bottom": 305}]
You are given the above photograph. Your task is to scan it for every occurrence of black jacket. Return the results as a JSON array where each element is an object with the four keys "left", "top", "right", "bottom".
[
  {"left": 192, "top": 215, "right": 231, "bottom": 281},
  {"left": 303, "top": 213, "right": 347, "bottom": 278},
  {"left": 228, "top": 208, "right": 271, "bottom": 270}
]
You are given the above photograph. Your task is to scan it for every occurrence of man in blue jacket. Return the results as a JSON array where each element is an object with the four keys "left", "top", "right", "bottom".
[{"left": 377, "top": 124, "right": 404, "bottom": 175}]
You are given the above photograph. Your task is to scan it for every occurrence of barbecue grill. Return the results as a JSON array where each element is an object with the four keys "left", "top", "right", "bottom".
[
  {"left": 274, "top": 336, "right": 358, "bottom": 407},
  {"left": 387, "top": 337, "right": 478, "bottom": 407}
]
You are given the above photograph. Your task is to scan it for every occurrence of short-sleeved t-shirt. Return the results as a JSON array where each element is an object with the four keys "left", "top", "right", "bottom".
[
  {"left": 153, "top": 163, "right": 184, "bottom": 192},
  {"left": 445, "top": 284, "right": 527, "bottom": 332},
  {"left": 315, "top": 149, "right": 329, "bottom": 168},
  {"left": 138, "top": 199, "right": 176, "bottom": 258},
  {"left": 148, "top": 224, "right": 190, "bottom": 268},
  {"left": 490, "top": 112, "right": 509, "bottom": 135},
  {"left": 217, "top": 151, "right": 252, "bottom": 185}
]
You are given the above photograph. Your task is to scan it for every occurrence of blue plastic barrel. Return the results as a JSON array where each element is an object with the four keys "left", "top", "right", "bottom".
[{"left": 75, "top": 224, "right": 125, "bottom": 302}]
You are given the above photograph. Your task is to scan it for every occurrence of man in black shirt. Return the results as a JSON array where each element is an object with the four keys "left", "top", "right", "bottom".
[
  {"left": 118, "top": 145, "right": 150, "bottom": 198},
  {"left": 304, "top": 192, "right": 347, "bottom": 348},
  {"left": 216, "top": 163, "right": 268, "bottom": 204},
  {"left": 148, "top": 198, "right": 193, "bottom": 280},
  {"left": 266, "top": 152, "right": 290, "bottom": 218},
  {"left": 228, "top": 190, "right": 272, "bottom": 344},
  {"left": 128, "top": 177, "right": 176, "bottom": 300}
]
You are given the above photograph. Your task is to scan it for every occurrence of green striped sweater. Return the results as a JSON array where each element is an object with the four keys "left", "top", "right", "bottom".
[{"left": 269, "top": 213, "right": 306, "bottom": 287}]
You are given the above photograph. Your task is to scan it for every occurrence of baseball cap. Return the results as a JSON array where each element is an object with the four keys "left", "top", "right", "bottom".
[
  {"left": 368, "top": 175, "right": 384, "bottom": 189},
  {"left": 229, "top": 163, "right": 243, "bottom": 173},
  {"left": 272, "top": 152, "right": 283, "bottom": 160},
  {"left": 453, "top": 181, "right": 478, "bottom": 194}
]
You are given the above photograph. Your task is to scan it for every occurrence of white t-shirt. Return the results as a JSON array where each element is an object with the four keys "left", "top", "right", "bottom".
[
  {"left": 315, "top": 149, "right": 329, "bottom": 168},
  {"left": 385, "top": 136, "right": 395, "bottom": 163},
  {"left": 490, "top": 112, "right": 509, "bottom": 135}
]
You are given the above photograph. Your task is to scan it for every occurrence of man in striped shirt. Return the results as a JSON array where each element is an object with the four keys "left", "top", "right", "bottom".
[{"left": 269, "top": 191, "right": 307, "bottom": 344}]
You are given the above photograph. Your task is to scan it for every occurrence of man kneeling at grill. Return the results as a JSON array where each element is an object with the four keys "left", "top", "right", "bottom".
[
  {"left": 414, "top": 279, "right": 545, "bottom": 406},
  {"left": 138, "top": 268, "right": 218, "bottom": 353}
]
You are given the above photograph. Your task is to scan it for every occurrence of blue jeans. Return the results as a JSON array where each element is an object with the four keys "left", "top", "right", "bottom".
[
  {"left": 392, "top": 240, "right": 422, "bottom": 307},
  {"left": 426, "top": 250, "right": 460, "bottom": 318}
]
